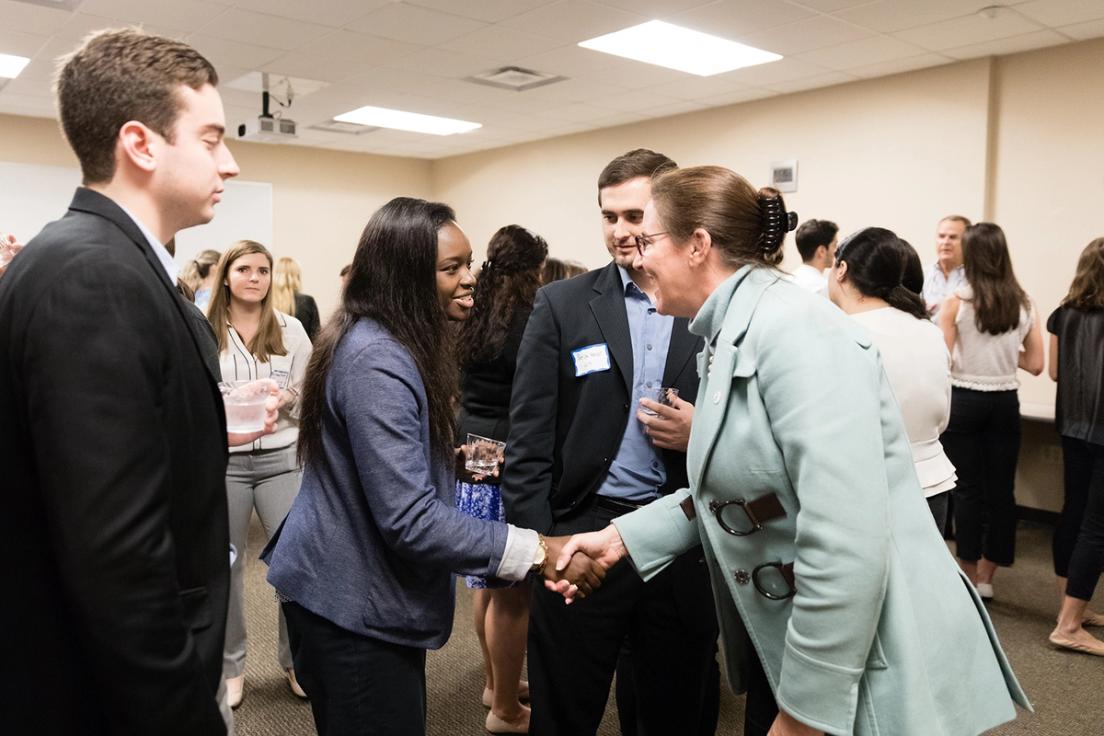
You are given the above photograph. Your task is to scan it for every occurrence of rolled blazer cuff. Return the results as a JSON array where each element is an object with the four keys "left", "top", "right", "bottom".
[
  {"left": 496, "top": 526, "right": 539, "bottom": 581},
  {"left": 777, "top": 640, "right": 862, "bottom": 735},
  {"left": 612, "top": 488, "right": 699, "bottom": 582}
]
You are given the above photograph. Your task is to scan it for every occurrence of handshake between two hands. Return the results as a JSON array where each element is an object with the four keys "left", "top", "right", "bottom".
[{"left": 538, "top": 525, "right": 628, "bottom": 604}]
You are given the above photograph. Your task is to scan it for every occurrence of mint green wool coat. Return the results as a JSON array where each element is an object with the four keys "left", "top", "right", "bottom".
[{"left": 614, "top": 266, "right": 1029, "bottom": 736}]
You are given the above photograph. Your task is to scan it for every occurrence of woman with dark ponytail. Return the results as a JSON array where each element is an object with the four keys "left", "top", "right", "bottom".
[
  {"left": 828, "top": 228, "right": 957, "bottom": 530},
  {"left": 454, "top": 225, "right": 547, "bottom": 733},
  {"left": 551, "top": 166, "right": 1029, "bottom": 736}
]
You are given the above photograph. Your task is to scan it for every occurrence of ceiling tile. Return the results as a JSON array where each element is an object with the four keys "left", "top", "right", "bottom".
[
  {"left": 642, "top": 74, "right": 751, "bottom": 100},
  {"left": 188, "top": 34, "right": 285, "bottom": 69},
  {"left": 764, "top": 70, "right": 858, "bottom": 93},
  {"left": 594, "top": 0, "right": 716, "bottom": 17},
  {"left": 382, "top": 48, "right": 501, "bottom": 80},
  {"left": 670, "top": 0, "right": 816, "bottom": 38},
  {"left": 232, "top": 0, "right": 387, "bottom": 27},
  {"left": 0, "top": 0, "right": 75, "bottom": 35},
  {"left": 442, "top": 25, "right": 565, "bottom": 62},
  {"left": 499, "top": 0, "right": 645, "bottom": 44},
  {"left": 795, "top": 34, "right": 930, "bottom": 70},
  {"left": 722, "top": 56, "right": 832, "bottom": 85},
  {"left": 1015, "top": 0, "right": 1104, "bottom": 28},
  {"left": 497, "top": 75, "right": 625, "bottom": 106},
  {"left": 640, "top": 99, "right": 711, "bottom": 118},
  {"left": 0, "top": 28, "right": 49, "bottom": 58},
  {"left": 836, "top": 0, "right": 1023, "bottom": 34},
  {"left": 846, "top": 52, "right": 952, "bottom": 78},
  {"left": 784, "top": 0, "right": 876, "bottom": 10},
  {"left": 701, "top": 86, "right": 776, "bottom": 106},
  {"left": 538, "top": 102, "right": 620, "bottom": 123},
  {"left": 194, "top": 8, "right": 333, "bottom": 51},
  {"left": 739, "top": 15, "right": 876, "bottom": 55},
  {"left": 407, "top": 0, "right": 552, "bottom": 23},
  {"left": 893, "top": 9, "right": 1045, "bottom": 51},
  {"left": 1058, "top": 17, "right": 1104, "bottom": 40},
  {"left": 345, "top": 4, "right": 487, "bottom": 46},
  {"left": 79, "top": 0, "right": 230, "bottom": 33},
  {"left": 296, "top": 30, "right": 423, "bottom": 65},
  {"left": 514, "top": 45, "right": 617, "bottom": 77},
  {"left": 570, "top": 56, "right": 688, "bottom": 90},
  {"left": 942, "top": 28, "right": 1070, "bottom": 59},
  {"left": 587, "top": 89, "right": 686, "bottom": 112},
  {"left": 260, "top": 53, "right": 376, "bottom": 83}
]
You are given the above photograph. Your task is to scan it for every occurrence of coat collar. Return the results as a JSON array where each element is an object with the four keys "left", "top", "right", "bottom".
[{"left": 690, "top": 265, "right": 783, "bottom": 349}]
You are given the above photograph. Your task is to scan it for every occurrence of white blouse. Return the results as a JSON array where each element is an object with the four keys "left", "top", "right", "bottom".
[
  {"left": 219, "top": 311, "right": 312, "bottom": 454},
  {"left": 851, "top": 307, "right": 957, "bottom": 497},
  {"left": 951, "top": 285, "right": 1033, "bottom": 392}
]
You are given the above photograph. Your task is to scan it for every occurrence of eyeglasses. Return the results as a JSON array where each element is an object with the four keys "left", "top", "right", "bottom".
[{"left": 634, "top": 231, "right": 669, "bottom": 257}]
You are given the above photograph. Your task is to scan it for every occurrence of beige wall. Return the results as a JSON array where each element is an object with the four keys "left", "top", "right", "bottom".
[
  {"left": 0, "top": 113, "right": 433, "bottom": 318},
  {"left": 433, "top": 58, "right": 993, "bottom": 276}
]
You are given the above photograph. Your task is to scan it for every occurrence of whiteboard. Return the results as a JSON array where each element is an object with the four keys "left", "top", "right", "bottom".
[{"left": 0, "top": 161, "right": 273, "bottom": 268}]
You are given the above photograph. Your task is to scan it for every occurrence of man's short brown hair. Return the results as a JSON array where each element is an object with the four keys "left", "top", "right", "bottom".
[
  {"left": 54, "top": 28, "right": 218, "bottom": 184},
  {"left": 597, "top": 148, "right": 677, "bottom": 204}
]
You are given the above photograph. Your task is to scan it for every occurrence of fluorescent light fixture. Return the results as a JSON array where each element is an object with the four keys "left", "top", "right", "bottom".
[
  {"left": 0, "top": 53, "right": 31, "bottom": 79},
  {"left": 333, "top": 105, "right": 481, "bottom": 136},
  {"left": 578, "top": 20, "right": 781, "bottom": 77}
]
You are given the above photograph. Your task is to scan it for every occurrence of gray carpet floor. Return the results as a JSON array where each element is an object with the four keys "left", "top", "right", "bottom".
[{"left": 233, "top": 520, "right": 1102, "bottom": 735}]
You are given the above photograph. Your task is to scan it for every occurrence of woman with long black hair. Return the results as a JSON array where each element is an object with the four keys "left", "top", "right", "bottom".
[
  {"left": 939, "top": 222, "right": 1044, "bottom": 599},
  {"left": 261, "top": 198, "right": 601, "bottom": 736},
  {"left": 455, "top": 225, "right": 548, "bottom": 733}
]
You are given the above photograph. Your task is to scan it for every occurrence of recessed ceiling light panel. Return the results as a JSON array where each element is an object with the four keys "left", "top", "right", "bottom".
[
  {"left": 0, "top": 53, "right": 31, "bottom": 80},
  {"left": 334, "top": 106, "right": 481, "bottom": 136},
  {"left": 578, "top": 20, "right": 781, "bottom": 77}
]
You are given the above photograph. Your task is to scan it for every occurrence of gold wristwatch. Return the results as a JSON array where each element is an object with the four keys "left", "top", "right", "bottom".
[{"left": 531, "top": 534, "right": 548, "bottom": 574}]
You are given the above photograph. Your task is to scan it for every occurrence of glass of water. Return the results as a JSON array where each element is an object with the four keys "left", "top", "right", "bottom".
[
  {"left": 465, "top": 433, "right": 506, "bottom": 476},
  {"left": 220, "top": 380, "right": 270, "bottom": 433},
  {"left": 640, "top": 387, "right": 679, "bottom": 417}
]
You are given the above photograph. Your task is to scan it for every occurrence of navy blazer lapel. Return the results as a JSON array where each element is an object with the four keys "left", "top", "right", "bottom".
[
  {"left": 589, "top": 263, "right": 633, "bottom": 393},
  {"left": 662, "top": 317, "right": 700, "bottom": 387},
  {"left": 67, "top": 188, "right": 223, "bottom": 388}
]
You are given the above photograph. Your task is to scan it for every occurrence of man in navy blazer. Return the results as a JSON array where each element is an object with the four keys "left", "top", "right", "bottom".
[
  {"left": 503, "top": 149, "right": 720, "bottom": 735},
  {"left": 0, "top": 30, "right": 240, "bottom": 735}
]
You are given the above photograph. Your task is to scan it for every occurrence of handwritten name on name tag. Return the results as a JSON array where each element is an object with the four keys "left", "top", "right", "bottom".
[{"left": 572, "top": 343, "right": 611, "bottom": 377}]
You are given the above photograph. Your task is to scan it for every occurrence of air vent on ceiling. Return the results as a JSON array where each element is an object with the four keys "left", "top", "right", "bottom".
[
  {"left": 466, "top": 66, "right": 566, "bottom": 92},
  {"left": 310, "top": 120, "right": 380, "bottom": 135}
]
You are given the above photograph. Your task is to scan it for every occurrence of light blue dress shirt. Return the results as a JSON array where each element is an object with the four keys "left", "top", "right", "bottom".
[
  {"left": 116, "top": 203, "right": 178, "bottom": 285},
  {"left": 922, "top": 262, "right": 965, "bottom": 321},
  {"left": 596, "top": 267, "right": 674, "bottom": 503}
]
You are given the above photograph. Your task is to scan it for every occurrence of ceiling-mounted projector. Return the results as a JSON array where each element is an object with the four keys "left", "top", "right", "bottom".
[{"left": 237, "top": 115, "right": 297, "bottom": 143}]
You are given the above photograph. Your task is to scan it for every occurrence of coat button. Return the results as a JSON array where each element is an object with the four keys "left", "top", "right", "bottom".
[
  {"left": 734, "top": 569, "right": 751, "bottom": 585},
  {"left": 712, "top": 391, "right": 721, "bottom": 404}
]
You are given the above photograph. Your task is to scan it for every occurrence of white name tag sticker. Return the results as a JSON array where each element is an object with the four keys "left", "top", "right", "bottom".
[{"left": 572, "top": 343, "right": 612, "bottom": 377}]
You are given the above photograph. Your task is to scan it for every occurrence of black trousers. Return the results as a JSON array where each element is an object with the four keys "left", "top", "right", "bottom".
[
  {"left": 1054, "top": 437, "right": 1104, "bottom": 601},
  {"left": 528, "top": 499, "right": 721, "bottom": 736},
  {"left": 283, "top": 601, "right": 427, "bottom": 736},
  {"left": 942, "top": 388, "right": 1021, "bottom": 565}
]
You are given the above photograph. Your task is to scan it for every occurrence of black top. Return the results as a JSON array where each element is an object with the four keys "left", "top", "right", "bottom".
[
  {"left": 1048, "top": 305, "right": 1104, "bottom": 445},
  {"left": 294, "top": 292, "right": 321, "bottom": 341},
  {"left": 457, "top": 307, "right": 530, "bottom": 444}
]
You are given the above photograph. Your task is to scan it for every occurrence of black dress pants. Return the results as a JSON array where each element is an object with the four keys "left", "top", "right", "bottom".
[
  {"left": 283, "top": 601, "right": 427, "bottom": 736},
  {"left": 1054, "top": 437, "right": 1104, "bottom": 601},
  {"left": 528, "top": 500, "right": 721, "bottom": 736},
  {"left": 942, "top": 388, "right": 1021, "bottom": 565}
]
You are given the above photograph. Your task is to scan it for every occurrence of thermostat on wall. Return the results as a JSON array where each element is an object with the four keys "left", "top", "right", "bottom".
[{"left": 770, "top": 160, "right": 797, "bottom": 193}]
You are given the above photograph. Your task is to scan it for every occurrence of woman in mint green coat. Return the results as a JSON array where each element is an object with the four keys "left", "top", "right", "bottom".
[{"left": 553, "top": 166, "right": 1029, "bottom": 736}]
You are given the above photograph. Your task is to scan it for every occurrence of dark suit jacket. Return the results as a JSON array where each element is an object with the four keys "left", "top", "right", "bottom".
[
  {"left": 0, "top": 189, "right": 230, "bottom": 735},
  {"left": 502, "top": 263, "right": 703, "bottom": 533},
  {"left": 293, "top": 292, "right": 320, "bottom": 341}
]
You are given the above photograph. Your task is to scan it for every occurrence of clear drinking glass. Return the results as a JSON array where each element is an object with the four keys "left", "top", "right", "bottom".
[
  {"left": 220, "top": 380, "right": 270, "bottom": 433},
  {"left": 465, "top": 433, "right": 506, "bottom": 476},
  {"left": 640, "top": 386, "right": 679, "bottom": 417}
]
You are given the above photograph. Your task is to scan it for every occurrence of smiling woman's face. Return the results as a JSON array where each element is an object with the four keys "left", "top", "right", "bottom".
[{"left": 436, "top": 222, "right": 476, "bottom": 321}]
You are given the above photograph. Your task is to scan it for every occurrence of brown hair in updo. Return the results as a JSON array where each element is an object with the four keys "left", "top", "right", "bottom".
[{"left": 650, "top": 165, "right": 793, "bottom": 268}]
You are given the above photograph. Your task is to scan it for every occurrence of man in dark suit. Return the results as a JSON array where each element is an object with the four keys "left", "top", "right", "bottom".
[
  {"left": 503, "top": 149, "right": 720, "bottom": 736},
  {"left": 0, "top": 30, "right": 241, "bottom": 735}
]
